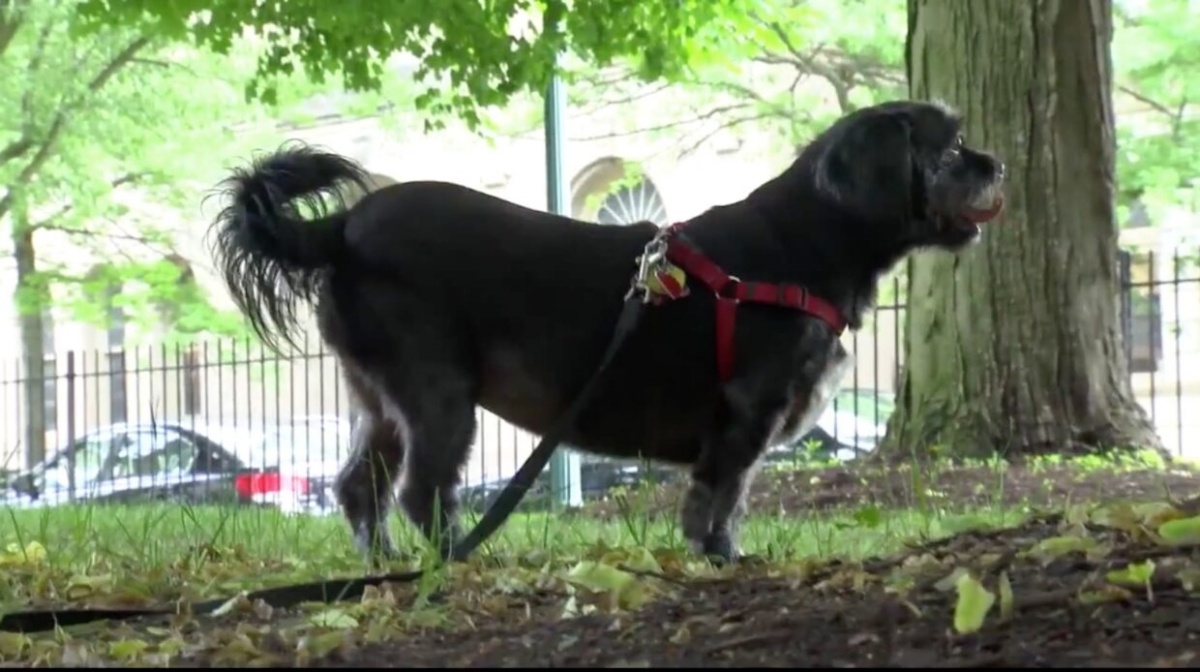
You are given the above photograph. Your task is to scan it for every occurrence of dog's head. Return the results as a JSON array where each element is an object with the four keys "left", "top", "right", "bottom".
[{"left": 805, "top": 100, "right": 1006, "bottom": 250}]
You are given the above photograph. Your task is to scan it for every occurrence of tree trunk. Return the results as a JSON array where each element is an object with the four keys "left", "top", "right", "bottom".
[
  {"left": 13, "top": 220, "right": 48, "bottom": 468},
  {"left": 881, "top": 0, "right": 1163, "bottom": 461}
]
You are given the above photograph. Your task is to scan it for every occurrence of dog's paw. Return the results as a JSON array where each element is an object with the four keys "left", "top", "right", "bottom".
[
  {"left": 354, "top": 526, "right": 400, "bottom": 567},
  {"left": 700, "top": 531, "right": 742, "bottom": 567},
  {"left": 436, "top": 529, "right": 469, "bottom": 564}
]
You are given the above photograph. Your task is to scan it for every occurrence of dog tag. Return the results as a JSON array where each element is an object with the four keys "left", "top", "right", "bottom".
[{"left": 646, "top": 262, "right": 689, "bottom": 300}]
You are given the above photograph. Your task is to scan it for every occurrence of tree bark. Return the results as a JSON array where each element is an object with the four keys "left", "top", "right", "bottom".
[
  {"left": 881, "top": 0, "right": 1163, "bottom": 461},
  {"left": 13, "top": 220, "right": 48, "bottom": 467}
]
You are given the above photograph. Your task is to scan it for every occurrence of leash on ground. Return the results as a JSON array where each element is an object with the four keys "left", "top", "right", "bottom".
[{"left": 0, "top": 288, "right": 652, "bottom": 634}]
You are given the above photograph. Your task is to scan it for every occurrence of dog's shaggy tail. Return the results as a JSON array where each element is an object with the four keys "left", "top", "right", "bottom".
[{"left": 208, "top": 142, "right": 372, "bottom": 354}]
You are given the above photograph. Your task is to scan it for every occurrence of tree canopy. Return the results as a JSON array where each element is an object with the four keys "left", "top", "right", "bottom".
[
  {"left": 72, "top": 0, "right": 753, "bottom": 128},
  {"left": 1112, "top": 0, "right": 1200, "bottom": 223}
]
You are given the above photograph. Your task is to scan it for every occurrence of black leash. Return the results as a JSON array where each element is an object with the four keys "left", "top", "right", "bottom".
[{"left": 0, "top": 295, "right": 648, "bottom": 634}]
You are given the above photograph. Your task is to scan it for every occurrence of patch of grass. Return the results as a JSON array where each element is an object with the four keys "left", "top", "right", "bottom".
[
  {"left": 0, "top": 447, "right": 1187, "bottom": 666},
  {"left": 0, "top": 497, "right": 1027, "bottom": 614}
]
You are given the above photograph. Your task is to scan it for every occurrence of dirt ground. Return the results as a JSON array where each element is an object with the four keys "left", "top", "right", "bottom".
[
  {"left": 308, "top": 502, "right": 1200, "bottom": 668},
  {"left": 586, "top": 460, "right": 1200, "bottom": 522},
  {"left": 32, "top": 462, "right": 1200, "bottom": 668}
]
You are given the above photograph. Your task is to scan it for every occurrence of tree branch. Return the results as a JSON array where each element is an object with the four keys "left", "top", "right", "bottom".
[
  {"left": 0, "top": 138, "right": 33, "bottom": 166},
  {"left": 1118, "top": 84, "right": 1176, "bottom": 119},
  {"left": 0, "top": 0, "right": 24, "bottom": 58},
  {"left": 676, "top": 112, "right": 779, "bottom": 159},
  {"left": 28, "top": 172, "right": 145, "bottom": 230},
  {"left": 578, "top": 81, "right": 674, "bottom": 118},
  {"left": 1171, "top": 97, "right": 1190, "bottom": 141},
  {"left": 568, "top": 102, "right": 755, "bottom": 142},
  {"left": 0, "top": 37, "right": 151, "bottom": 221}
]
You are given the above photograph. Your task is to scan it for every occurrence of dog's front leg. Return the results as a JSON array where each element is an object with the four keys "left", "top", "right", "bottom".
[
  {"left": 681, "top": 410, "right": 773, "bottom": 564},
  {"left": 334, "top": 414, "right": 404, "bottom": 564}
]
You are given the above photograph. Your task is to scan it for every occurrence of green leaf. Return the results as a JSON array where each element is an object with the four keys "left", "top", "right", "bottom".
[
  {"left": 309, "top": 608, "right": 359, "bottom": 629},
  {"left": 1157, "top": 516, "right": 1200, "bottom": 546},
  {"left": 566, "top": 560, "right": 651, "bottom": 611},
  {"left": 952, "top": 573, "right": 995, "bottom": 635},
  {"left": 0, "top": 632, "right": 32, "bottom": 659},
  {"left": 108, "top": 639, "right": 150, "bottom": 661},
  {"left": 997, "top": 571, "right": 1014, "bottom": 623},
  {"left": 1106, "top": 560, "right": 1156, "bottom": 588}
]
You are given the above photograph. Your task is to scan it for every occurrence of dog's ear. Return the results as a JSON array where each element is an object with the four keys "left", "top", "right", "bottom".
[{"left": 813, "top": 113, "right": 914, "bottom": 223}]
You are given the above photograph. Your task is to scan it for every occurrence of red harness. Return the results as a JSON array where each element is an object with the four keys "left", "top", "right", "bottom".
[{"left": 646, "top": 222, "right": 848, "bottom": 383}]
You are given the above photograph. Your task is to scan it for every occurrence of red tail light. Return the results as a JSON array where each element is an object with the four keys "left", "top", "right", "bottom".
[{"left": 234, "top": 471, "right": 311, "bottom": 498}]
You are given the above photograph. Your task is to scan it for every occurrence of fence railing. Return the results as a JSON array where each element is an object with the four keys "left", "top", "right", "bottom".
[{"left": 1, "top": 248, "right": 1198, "bottom": 513}]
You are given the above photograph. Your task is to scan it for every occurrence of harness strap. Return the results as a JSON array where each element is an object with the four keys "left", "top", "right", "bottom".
[{"left": 661, "top": 223, "right": 847, "bottom": 382}]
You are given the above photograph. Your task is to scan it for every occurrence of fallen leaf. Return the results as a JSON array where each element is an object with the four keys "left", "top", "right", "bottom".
[
  {"left": 0, "top": 632, "right": 31, "bottom": 659},
  {"left": 1079, "top": 584, "right": 1133, "bottom": 604},
  {"left": 59, "top": 641, "right": 93, "bottom": 666},
  {"left": 310, "top": 608, "right": 359, "bottom": 629},
  {"left": 669, "top": 624, "right": 691, "bottom": 644},
  {"left": 1106, "top": 560, "right": 1156, "bottom": 588},
  {"left": 952, "top": 573, "right": 995, "bottom": 635},
  {"left": 108, "top": 638, "right": 150, "bottom": 661},
  {"left": 621, "top": 547, "right": 663, "bottom": 575},
  {"left": 0, "top": 541, "right": 46, "bottom": 567},
  {"left": 1132, "top": 502, "right": 1184, "bottom": 529},
  {"left": 934, "top": 567, "right": 970, "bottom": 593},
  {"left": 566, "top": 561, "right": 650, "bottom": 611},
  {"left": 65, "top": 574, "right": 114, "bottom": 601},
  {"left": 1025, "top": 536, "right": 1098, "bottom": 564},
  {"left": 997, "top": 571, "right": 1014, "bottom": 622},
  {"left": 1158, "top": 516, "right": 1200, "bottom": 547},
  {"left": 211, "top": 592, "right": 253, "bottom": 617}
]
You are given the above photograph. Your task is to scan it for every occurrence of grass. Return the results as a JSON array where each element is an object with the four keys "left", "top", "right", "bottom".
[
  {"left": 0, "top": 497, "right": 1028, "bottom": 613},
  {"left": 0, "top": 446, "right": 1185, "bottom": 612},
  {"left": 0, "top": 448, "right": 1193, "bottom": 665}
]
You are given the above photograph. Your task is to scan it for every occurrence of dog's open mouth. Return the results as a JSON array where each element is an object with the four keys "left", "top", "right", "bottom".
[{"left": 959, "top": 184, "right": 1005, "bottom": 225}]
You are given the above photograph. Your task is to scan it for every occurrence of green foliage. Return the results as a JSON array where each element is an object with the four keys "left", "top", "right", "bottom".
[
  {"left": 1, "top": 0, "right": 430, "bottom": 349},
  {"left": 72, "top": 0, "right": 752, "bottom": 131},
  {"left": 544, "top": 0, "right": 906, "bottom": 158},
  {"left": 1112, "top": 0, "right": 1200, "bottom": 224}
]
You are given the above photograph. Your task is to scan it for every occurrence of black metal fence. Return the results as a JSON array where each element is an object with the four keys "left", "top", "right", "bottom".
[{"left": 0, "top": 248, "right": 1197, "bottom": 513}]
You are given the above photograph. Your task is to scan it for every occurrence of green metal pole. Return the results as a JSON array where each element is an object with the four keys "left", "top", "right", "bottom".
[{"left": 544, "top": 69, "right": 583, "bottom": 509}]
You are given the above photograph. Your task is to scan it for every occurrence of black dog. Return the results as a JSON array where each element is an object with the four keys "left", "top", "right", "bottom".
[{"left": 209, "top": 100, "right": 1005, "bottom": 564}]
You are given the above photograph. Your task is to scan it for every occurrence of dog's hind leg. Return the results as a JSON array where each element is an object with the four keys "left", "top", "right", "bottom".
[
  {"left": 334, "top": 371, "right": 405, "bottom": 562},
  {"left": 393, "top": 385, "right": 477, "bottom": 562},
  {"left": 361, "top": 359, "right": 478, "bottom": 562}
]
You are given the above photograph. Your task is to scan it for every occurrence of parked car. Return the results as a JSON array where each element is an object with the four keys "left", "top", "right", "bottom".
[
  {"left": 457, "top": 452, "right": 678, "bottom": 514},
  {"left": 258, "top": 415, "right": 353, "bottom": 515},
  {"left": 770, "top": 388, "right": 895, "bottom": 464},
  {"left": 0, "top": 418, "right": 349, "bottom": 516}
]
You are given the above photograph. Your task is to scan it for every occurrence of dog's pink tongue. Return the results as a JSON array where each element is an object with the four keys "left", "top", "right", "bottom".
[{"left": 963, "top": 194, "right": 1005, "bottom": 224}]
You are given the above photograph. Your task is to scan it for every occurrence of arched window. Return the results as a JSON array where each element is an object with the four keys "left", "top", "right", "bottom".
[
  {"left": 569, "top": 157, "right": 670, "bottom": 227},
  {"left": 596, "top": 178, "right": 669, "bottom": 226}
]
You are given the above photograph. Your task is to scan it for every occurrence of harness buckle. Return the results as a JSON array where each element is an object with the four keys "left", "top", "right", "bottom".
[{"left": 627, "top": 232, "right": 671, "bottom": 304}]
